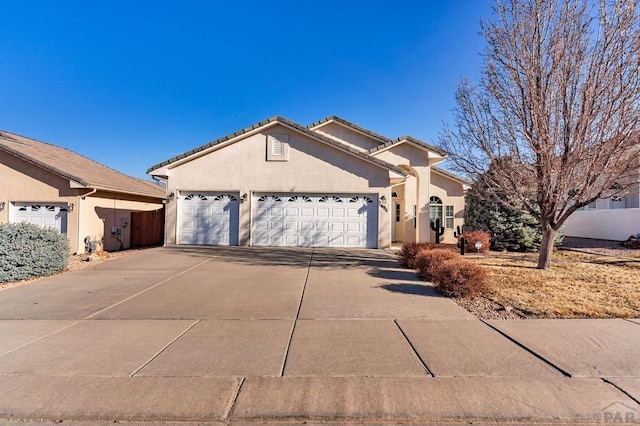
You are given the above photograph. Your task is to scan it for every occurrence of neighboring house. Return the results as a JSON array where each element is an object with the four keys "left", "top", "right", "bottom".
[
  {"left": 148, "top": 115, "right": 468, "bottom": 248},
  {"left": 0, "top": 130, "right": 166, "bottom": 253},
  {"left": 564, "top": 181, "right": 640, "bottom": 241}
]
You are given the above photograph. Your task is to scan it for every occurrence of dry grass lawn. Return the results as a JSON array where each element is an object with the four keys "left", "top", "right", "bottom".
[{"left": 464, "top": 249, "right": 640, "bottom": 318}]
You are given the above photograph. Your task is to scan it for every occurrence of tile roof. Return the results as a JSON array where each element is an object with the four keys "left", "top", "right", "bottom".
[
  {"left": 147, "top": 116, "right": 409, "bottom": 177},
  {"left": 307, "top": 115, "right": 394, "bottom": 143},
  {"left": 431, "top": 166, "right": 472, "bottom": 185},
  {"left": 369, "top": 135, "right": 448, "bottom": 157},
  {"left": 0, "top": 130, "right": 165, "bottom": 199}
]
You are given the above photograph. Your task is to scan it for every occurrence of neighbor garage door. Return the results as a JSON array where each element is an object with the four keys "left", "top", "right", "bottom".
[
  {"left": 179, "top": 193, "right": 239, "bottom": 245},
  {"left": 252, "top": 194, "right": 377, "bottom": 248},
  {"left": 14, "top": 204, "right": 68, "bottom": 234}
]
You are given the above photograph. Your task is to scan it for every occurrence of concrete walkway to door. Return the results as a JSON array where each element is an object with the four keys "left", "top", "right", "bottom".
[{"left": 0, "top": 246, "right": 638, "bottom": 424}]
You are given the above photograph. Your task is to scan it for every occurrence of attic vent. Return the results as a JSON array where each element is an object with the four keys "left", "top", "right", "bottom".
[
  {"left": 267, "top": 134, "right": 289, "bottom": 161},
  {"left": 273, "top": 139, "right": 284, "bottom": 156}
]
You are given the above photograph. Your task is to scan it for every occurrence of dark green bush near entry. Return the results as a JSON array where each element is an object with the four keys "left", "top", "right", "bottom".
[{"left": 0, "top": 222, "right": 69, "bottom": 283}]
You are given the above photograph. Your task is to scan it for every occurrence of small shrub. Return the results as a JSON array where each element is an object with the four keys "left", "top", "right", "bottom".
[
  {"left": 398, "top": 242, "right": 435, "bottom": 268},
  {"left": 0, "top": 222, "right": 69, "bottom": 283},
  {"left": 464, "top": 230, "right": 491, "bottom": 253},
  {"left": 415, "top": 249, "right": 459, "bottom": 282},
  {"left": 433, "top": 258, "right": 488, "bottom": 298}
]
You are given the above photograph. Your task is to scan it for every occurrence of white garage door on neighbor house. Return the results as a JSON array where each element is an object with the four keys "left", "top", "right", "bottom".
[
  {"left": 179, "top": 193, "right": 240, "bottom": 245},
  {"left": 14, "top": 204, "right": 68, "bottom": 233},
  {"left": 252, "top": 193, "right": 378, "bottom": 248}
]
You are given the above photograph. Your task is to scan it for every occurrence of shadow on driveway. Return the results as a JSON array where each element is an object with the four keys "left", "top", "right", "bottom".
[
  {"left": 378, "top": 283, "right": 441, "bottom": 297},
  {"left": 161, "top": 246, "right": 401, "bottom": 269}
]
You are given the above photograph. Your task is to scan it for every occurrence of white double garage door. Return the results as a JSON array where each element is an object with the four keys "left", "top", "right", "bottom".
[{"left": 179, "top": 192, "right": 378, "bottom": 248}]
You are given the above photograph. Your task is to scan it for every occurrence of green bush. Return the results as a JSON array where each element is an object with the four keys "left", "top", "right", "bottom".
[
  {"left": 0, "top": 222, "right": 69, "bottom": 283},
  {"left": 398, "top": 242, "right": 436, "bottom": 268},
  {"left": 414, "top": 248, "right": 459, "bottom": 282},
  {"left": 433, "top": 258, "right": 488, "bottom": 298}
]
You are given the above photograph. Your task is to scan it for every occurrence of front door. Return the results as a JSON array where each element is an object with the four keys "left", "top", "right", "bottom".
[{"left": 393, "top": 200, "right": 404, "bottom": 242}]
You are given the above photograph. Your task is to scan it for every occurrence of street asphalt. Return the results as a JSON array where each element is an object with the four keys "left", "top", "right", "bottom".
[{"left": 0, "top": 246, "right": 638, "bottom": 424}]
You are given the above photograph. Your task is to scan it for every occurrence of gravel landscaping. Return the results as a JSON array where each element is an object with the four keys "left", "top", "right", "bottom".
[{"left": 0, "top": 250, "right": 137, "bottom": 291}]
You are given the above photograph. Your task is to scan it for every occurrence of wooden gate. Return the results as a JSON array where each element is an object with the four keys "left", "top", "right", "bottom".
[{"left": 130, "top": 208, "right": 164, "bottom": 248}]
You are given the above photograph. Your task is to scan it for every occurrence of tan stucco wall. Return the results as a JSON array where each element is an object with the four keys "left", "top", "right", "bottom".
[
  {"left": 1, "top": 153, "right": 163, "bottom": 254},
  {"left": 79, "top": 191, "right": 164, "bottom": 252},
  {"left": 429, "top": 171, "right": 466, "bottom": 244},
  {"left": 313, "top": 122, "right": 384, "bottom": 153},
  {"left": 374, "top": 145, "right": 434, "bottom": 243},
  {"left": 0, "top": 154, "right": 81, "bottom": 252},
  {"left": 164, "top": 124, "right": 392, "bottom": 247}
]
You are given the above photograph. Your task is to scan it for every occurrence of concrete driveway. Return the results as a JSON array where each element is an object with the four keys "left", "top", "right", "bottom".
[{"left": 0, "top": 246, "right": 638, "bottom": 424}]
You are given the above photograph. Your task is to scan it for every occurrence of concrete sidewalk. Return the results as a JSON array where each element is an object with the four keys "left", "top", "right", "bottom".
[{"left": 0, "top": 247, "right": 638, "bottom": 424}]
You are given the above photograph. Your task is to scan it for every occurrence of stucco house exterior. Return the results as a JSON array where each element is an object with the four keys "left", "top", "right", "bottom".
[
  {"left": 148, "top": 116, "right": 468, "bottom": 249},
  {"left": 0, "top": 130, "right": 166, "bottom": 253}
]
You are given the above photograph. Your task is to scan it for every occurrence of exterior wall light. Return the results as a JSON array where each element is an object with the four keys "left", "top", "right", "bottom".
[
  {"left": 0, "top": 201, "right": 5, "bottom": 211},
  {"left": 67, "top": 203, "right": 74, "bottom": 212},
  {"left": 240, "top": 192, "right": 248, "bottom": 203},
  {"left": 379, "top": 195, "right": 387, "bottom": 211}
]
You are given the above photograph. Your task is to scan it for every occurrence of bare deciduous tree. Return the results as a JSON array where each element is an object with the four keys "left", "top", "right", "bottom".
[{"left": 439, "top": 0, "right": 640, "bottom": 269}]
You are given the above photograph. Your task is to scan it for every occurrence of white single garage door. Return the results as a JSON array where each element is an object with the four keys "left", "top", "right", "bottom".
[
  {"left": 179, "top": 193, "right": 239, "bottom": 245},
  {"left": 14, "top": 204, "right": 68, "bottom": 234},
  {"left": 252, "top": 194, "right": 378, "bottom": 248}
]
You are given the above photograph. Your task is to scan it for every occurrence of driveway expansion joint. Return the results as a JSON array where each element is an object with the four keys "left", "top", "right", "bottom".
[
  {"left": 280, "top": 248, "right": 314, "bottom": 377},
  {"left": 393, "top": 319, "right": 434, "bottom": 377},
  {"left": 602, "top": 378, "right": 640, "bottom": 405},
  {"left": 480, "top": 319, "right": 572, "bottom": 377},
  {"left": 224, "top": 376, "right": 246, "bottom": 421},
  {"left": 129, "top": 319, "right": 201, "bottom": 377}
]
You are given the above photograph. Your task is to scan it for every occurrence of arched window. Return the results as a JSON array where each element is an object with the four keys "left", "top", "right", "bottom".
[{"left": 429, "top": 196, "right": 443, "bottom": 226}]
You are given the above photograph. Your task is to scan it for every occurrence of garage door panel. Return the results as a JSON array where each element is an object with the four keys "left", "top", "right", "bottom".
[
  {"left": 179, "top": 193, "right": 239, "bottom": 246},
  {"left": 252, "top": 193, "right": 377, "bottom": 248},
  {"left": 14, "top": 204, "right": 68, "bottom": 234}
]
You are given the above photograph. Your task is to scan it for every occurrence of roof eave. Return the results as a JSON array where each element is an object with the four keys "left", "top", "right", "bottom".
[{"left": 308, "top": 116, "right": 393, "bottom": 144}]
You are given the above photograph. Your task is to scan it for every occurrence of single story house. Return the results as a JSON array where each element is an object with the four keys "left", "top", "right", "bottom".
[
  {"left": 0, "top": 130, "right": 166, "bottom": 253},
  {"left": 148, "top": 116, "right": 468, "bottom": 249}
]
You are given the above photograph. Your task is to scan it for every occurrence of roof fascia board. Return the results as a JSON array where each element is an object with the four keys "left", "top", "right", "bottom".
[
  {"left": 86, "top": 185, "right": 166, "bottom": 200},
  {"left": 277, "top": 121, "right": 408, "bottom": 177},
  {"left": 431, "top": 167, "right": 472, "bottom": 187},
  {"left": 370, "top": 139, "right": 446, "bottom": 158},
  {"left": 148, "top": 117, "right": 408, "bottom": 178},
  {"left": 162, "top": 121, "right": 280, "bottom": 171},
  {"left": 309, "top": 118, "right": 391, "bottom": 144}
]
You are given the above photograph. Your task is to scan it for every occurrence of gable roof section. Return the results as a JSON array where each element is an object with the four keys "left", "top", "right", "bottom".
[
  {"left": 307, "top": 115, "right": 394, "bottom": 144},
  {"left": 0, "top": 130, "right": 165, "bottom": 199},
  {"left": 369, "top": 135, "right": 447, "bottom": 157},
  {"left": 147, "top": 116, "right": 408, "bottom": 177},
  {"left": 432, "top": 166, "right": 472, "bottom": 186}
]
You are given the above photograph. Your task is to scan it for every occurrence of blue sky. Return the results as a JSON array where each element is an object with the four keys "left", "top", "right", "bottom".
[{"left": 2, "top": 1, "right": 491, "bottom": 178}]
